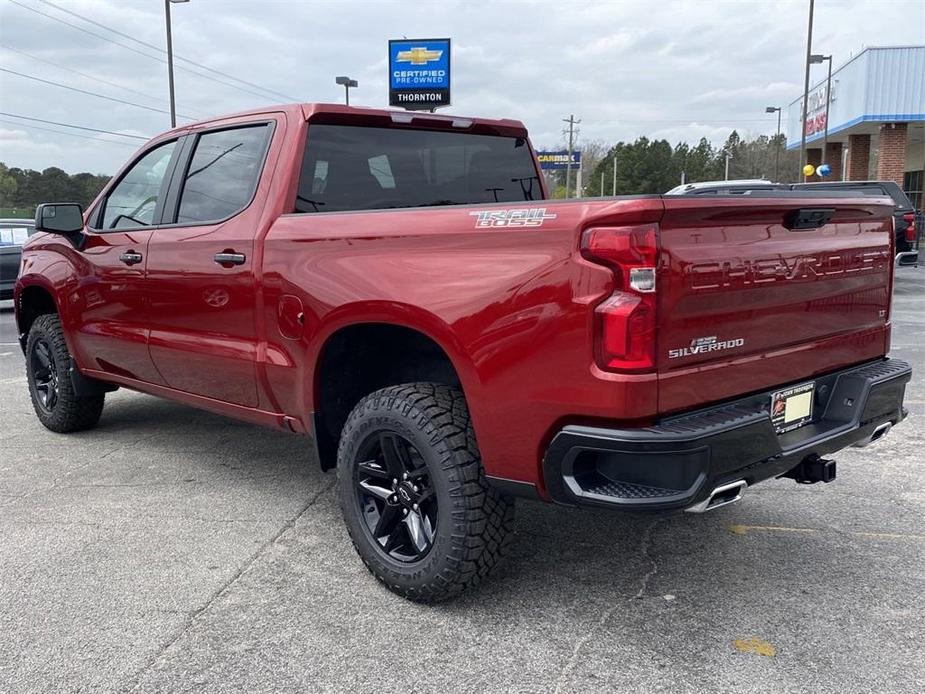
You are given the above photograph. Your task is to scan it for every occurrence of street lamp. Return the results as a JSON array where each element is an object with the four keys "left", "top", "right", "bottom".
[
  {"left": 810, "top": 54, "right": 834, "bottom": 161},
  {"left": 164, "top": 0, "right": 189, "bottom": 129},
  {"left": 766, "top": 106, "right": 782, "bottom": 181},
  {"left": 335, "top": 76, "right": 358, "bottom": 106}
]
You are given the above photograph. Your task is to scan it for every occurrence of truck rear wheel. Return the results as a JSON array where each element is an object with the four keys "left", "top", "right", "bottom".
[
  {"left": 336, "top": 383, "right": 514, "bottom": 602},
  {"left": 26, "top": 314, "right": 104, "bottom": 433}
]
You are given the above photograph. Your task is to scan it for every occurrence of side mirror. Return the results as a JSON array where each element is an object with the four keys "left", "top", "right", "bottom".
[{"left": 34, "top": 203, "right": 84, "bottom": 235}]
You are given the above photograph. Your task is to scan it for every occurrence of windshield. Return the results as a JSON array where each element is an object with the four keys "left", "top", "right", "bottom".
[
  {"left": 0, "top": 223, "right": 35, "bottom": 246},
  {"left": 295, "top": 124, "right": 542, "bottom": 213}
]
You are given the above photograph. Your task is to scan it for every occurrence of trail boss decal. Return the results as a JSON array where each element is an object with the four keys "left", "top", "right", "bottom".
[
  {"left": 470, "top": 208, "right": 557, "bottom": 228},
  {"left": 668, "top": 335, "right": 745, "bottom": 359}
]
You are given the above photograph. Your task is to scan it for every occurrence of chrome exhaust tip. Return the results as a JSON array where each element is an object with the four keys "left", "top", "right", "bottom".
[
  {"left": 685, "top": 480, "right": 746, "bottom": 513},
  {"left": 852, "top": 422, "right": 892, "bottom": 448}
]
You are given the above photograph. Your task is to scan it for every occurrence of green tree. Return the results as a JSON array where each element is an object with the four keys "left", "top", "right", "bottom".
[
  {"left": 0, "top": 162, "right": 110, "bottom": 216},
  {"left": 0, "top": 163, "right": 18, "bottom": 209}
]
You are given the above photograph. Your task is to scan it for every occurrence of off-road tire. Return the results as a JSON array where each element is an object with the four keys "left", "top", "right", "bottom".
[
  {"left": 26, "top": 314, "right": 104, "bottom": 433},
  {"left": 337, "top": 383, "right": 515, "bottom": 602}
]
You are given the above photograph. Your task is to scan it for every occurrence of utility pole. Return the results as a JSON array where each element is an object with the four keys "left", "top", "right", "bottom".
[
  {"left": 600, "top": 171, "right": 605, "bottom": 197},
  {"left": 562, "top": 114, "right": 580, "bottom": 198},
  {"left": 165, "top": 0, "right": 177, "bottom": 128},
  {"left": 799, "top": 0, "right": 816, "bottom": 180},
  {"left": 164, "top": 0, "right": 188, "bottom": 129},
  {"left": 724, "top": 151, "right": 732, "bottom": 181},
  {"left": 612, "top": 155, "right": 617, "bottom": 196}
]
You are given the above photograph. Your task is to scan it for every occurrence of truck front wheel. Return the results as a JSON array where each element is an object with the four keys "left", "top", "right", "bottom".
[
  {"left": 26, "top": 314, "right": 105, "bottom": 433},
  {"left": 336, "top": 383, "right": 514, "bottom": 602}
]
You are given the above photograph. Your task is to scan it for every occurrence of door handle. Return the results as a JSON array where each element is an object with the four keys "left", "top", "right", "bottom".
[
  {"left": 119, "top": 251, "right": 143, "bottom": 265},
  {"left": 213, "top": 252, "right": 246, "bottom": 266}
]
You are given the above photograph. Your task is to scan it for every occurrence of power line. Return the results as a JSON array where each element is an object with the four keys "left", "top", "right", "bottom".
[
  {"left": 1, "top": 67, "right": 196, "bottom": 120},
  {"left": 36, "top": 0, "right": 299, "bottom": 103},
  {"left": 6, "top": 1, "right": 177, "bottom": 65},
  {"left": 6, "top": 0, "right": 293, "bottom": 105},
  {"left": 0, "top": 112, "right": 150, "bottom": 139},
  {"left": 1, "top": 43, "right": 202, "bottom": 114},
  {"left": 0, "top": 118, "right": 139, "bottom": 147}
]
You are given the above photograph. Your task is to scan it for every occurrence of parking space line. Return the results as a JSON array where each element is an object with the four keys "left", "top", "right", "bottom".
[
  {"left": 728, "top": 524, "right": 816, "bottom": 535},
  {"left": 733, "top": 637, "right": 776, "bottom": 657}
]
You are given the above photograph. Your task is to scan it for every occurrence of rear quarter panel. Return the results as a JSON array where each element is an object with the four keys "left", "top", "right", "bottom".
[{"left": 261, "top": 198, "right": 664, "bottom": 485}]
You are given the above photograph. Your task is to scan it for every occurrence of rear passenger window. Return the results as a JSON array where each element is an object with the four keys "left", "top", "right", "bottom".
[{"left": 175, "top": 124, "right": 272, "bottom": 224}]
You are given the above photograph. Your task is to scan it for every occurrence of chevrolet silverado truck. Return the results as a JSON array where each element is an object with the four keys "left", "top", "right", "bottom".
[{"left": 15, "top": 104, "right": 911, "bottom": 602}]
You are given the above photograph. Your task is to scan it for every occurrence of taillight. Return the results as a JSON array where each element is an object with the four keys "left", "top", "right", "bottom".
[
  {"left": 581, "top": 225, "right": 659, "bottom": 372},
  {"left": 903, "top": 212, "right": 916, "bottom": 243}
]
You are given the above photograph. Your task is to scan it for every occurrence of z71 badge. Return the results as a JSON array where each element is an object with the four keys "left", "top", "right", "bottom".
[
  {"left": 668, "top": 335, "right": 745, "bottom": 359},
  {"left": 470, "top": 208, "right": 557, "bottom": 228}
]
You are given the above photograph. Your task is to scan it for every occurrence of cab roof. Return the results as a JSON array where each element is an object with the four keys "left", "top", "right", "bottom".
[{"left": 163, "top": 103, "right": 528, "bottom": 139}]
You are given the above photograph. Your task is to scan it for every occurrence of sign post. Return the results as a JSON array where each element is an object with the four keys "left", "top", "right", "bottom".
[{"left": 389, "top": 38, "right": 451, "bottom": 111}]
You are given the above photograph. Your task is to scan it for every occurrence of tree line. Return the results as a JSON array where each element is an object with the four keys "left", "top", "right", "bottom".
[
  {"left": 0, "top": 163, "right": 110, "bottom": 218},
  {"left": 546, "top": 130, "right": 802, "bottom": 198}
]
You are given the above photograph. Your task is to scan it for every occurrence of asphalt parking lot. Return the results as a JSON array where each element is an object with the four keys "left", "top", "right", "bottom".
[{"left": 1, "top": 269, "right": 923, "bottom": 694}]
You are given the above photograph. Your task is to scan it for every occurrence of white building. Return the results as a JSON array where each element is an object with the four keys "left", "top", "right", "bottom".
[{"left": 786, "top": 45, "right": 925, "bottom": 207}]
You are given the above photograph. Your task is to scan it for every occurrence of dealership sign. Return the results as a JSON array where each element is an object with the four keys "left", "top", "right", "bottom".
[
  {"left": 802, "top": 80, "right": 838, "bottom": 135},
  {"left": 536, "top": 151, "right": 582, "bottom": 170},
  {"left": 389, "top": 38, "right": 451, "bottom": 110}
]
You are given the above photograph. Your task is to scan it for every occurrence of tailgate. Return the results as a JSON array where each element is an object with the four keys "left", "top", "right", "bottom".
[{"left": 656, "top": 195, "right": 894, "bottom": 413}]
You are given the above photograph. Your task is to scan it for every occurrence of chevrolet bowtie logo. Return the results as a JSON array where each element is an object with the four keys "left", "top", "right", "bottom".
[{"left": 396, "top": 46, "right": 443, "bottom": 65}]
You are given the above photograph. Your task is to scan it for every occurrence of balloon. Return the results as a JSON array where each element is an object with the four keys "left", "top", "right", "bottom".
[
  {"left": 802, "top": 164, "right": 816, "bottom": 176},
  {"left": 817, "top": 164, "right": 832, "bottom": 177}
]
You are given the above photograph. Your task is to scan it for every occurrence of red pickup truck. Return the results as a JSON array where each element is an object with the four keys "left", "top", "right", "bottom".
[{"left": 15, "top": 104, "right": 911, "bottom": 602}]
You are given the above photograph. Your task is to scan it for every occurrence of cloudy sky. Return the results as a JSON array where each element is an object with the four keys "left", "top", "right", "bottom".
[{"left": 1, "top": 0, "right": 923, "bottom": 174}]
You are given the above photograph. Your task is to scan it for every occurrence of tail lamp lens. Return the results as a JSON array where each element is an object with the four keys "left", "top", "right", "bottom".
[
  {"left": 581, "top": 225, "right": 659, "bottom": 372},
  {"left": 903, "top": 213, "right": 916, "bottom": 243}
]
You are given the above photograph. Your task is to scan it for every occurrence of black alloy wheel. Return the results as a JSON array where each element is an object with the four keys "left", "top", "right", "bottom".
[
  {"left": 29, "top": 337, "right": 59, "bottom": 414},
  {"left": 354, "top": 431, "right": 437, "bottom": 562},
  {"left": 336, "top": 383, "right": 515, "bottom": 602},
  {"left": 25, "top": 313, "right": 105, "bottom": 433}
]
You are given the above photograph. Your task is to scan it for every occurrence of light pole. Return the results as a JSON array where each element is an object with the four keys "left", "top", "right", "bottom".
[
  {"left": 164, "top": 0, "right": 189, "bottom": 129},
  {"left": 799, "top": 0, "right": 816, "bottom": 180},
  {"left": 816, "top": 54, "right": 833, "bottom": 159},
  {"left": 766, "top": 106, "right": 782, "bottom": 181},
  {"left": 611, "top": 154, "right": 617, "bottom": 196},
  {"left": 335, "top": 76, "right": 358, "bottom": 106}
]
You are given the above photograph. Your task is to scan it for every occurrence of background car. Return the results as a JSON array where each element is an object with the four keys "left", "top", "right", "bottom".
[
  {"left": 0, "top": 218, "right": 37, "bottom": 300},
  {"left": 791, "top": 181, "right": 919, "bottom": 260},
  {"left": 664, "top": 179, "right": 777, "bottom": 195}
]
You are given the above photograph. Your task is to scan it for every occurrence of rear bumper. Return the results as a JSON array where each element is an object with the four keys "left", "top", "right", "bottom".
[{"left": 542, "top": 358, "right": 911, "bottom": 512}]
